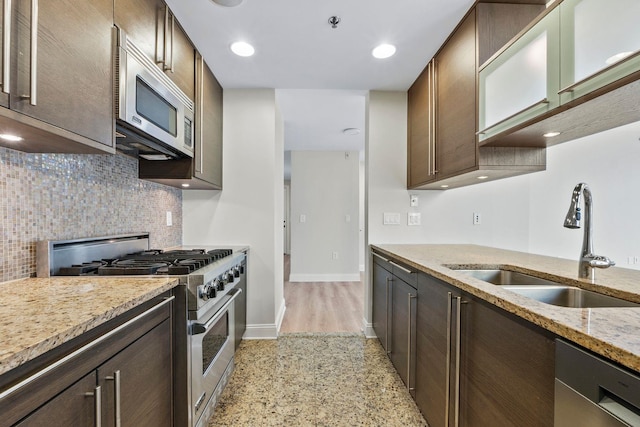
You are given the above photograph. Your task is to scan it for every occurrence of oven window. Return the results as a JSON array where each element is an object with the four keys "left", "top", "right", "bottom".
[
  {"left": 135, "top": 77, "right": 178, "bottom": 136},
  {"left": 202, "top": 312, "right": 229, "bottom": 374}
]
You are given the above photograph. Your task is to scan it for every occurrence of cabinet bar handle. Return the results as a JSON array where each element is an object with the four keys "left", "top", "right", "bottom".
[
  {"left": 19, "top": 0, "right": 37, "bottom": 105},
  {"left": 427, "top": 59, "right": 433, "bottom": 176},
  {"left": 477, "top": 98, "right": 549, "bottom": 136},
  {"left": 385, "top": 276, "right": 391, "bottom": 353},
  {"left": 168, "top": 12, "right": 174, "bottom": 73},
  {"left": 445, "top": 292, "right": 453, "bottom": 424},
  {"left": 431, "top": 58, "right": 437, "bottom": 175},
  {"left": 558, "top": 49, "right": 640, "bottom": 95},
  {"left": 407, "top": 293, "right": 417, "bottom": 392},
  {"left": 85, "top": 386, "right": 102, "bottom": 427},
  {"left": 2, "top": 0, "right": 10, "bottom": 94},
  {"left": 389, "top": 260, "right": 413, "bottom": 275},
  {"left": 454, "top": 296, "right": 463, "bottom": 427},
  {"left": 106, "top": 370, "right": 121, "bottom": 427},
  {"left": 197, "top": 54, "right": 204, "bottom": 173},
  {"left": 372, "top": 252, "right": 389, "bottom": 263},
  {"left": 162, "top": 5, "right": 169, "bottom": 70},
  {"left": 0, "top": 296, "right": 174, "bottom": 401}
]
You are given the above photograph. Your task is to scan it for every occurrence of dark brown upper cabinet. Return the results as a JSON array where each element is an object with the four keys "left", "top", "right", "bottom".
[
  {"left": 408, "top": 2, "right": 547, "bottom": 190},
  {"left": 0, "top": 0, "right": 114, "bottom": 154}
]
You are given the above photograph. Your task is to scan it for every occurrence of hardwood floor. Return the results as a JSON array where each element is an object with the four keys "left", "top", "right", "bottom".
[{"left": 280, "top": 255, "right": 364, "bottom": 333}]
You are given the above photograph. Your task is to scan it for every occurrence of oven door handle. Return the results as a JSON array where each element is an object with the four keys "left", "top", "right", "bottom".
[{"left": 193, "top": 288, "right": 242, "bottom": 333}]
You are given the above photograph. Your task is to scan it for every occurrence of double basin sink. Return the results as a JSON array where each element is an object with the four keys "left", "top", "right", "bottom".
[{"left": 452, "top": 268, "right": 638, "bottom": 308}]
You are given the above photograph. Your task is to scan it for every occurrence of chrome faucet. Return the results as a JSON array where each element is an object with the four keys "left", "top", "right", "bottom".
[{"left": 563, "top": 183, "right": 615, "bottom": 281}]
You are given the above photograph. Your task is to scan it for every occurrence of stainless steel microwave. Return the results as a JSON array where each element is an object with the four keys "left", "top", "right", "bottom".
[{"left": 114, "top": 28, "right": 194, "bottom": 160}]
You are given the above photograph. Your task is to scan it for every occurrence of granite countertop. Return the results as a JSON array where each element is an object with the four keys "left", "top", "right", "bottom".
[
  {"left": 372, "top": 244, "right": 640, "bottom": 372},
  {"left": 0, "top": 276, "right": 179, "bottom": 376}
]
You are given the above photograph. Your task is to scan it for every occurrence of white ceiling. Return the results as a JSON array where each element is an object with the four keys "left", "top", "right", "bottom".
[{"left": 166, "top": 0, "right": 474, "bottom": 166}]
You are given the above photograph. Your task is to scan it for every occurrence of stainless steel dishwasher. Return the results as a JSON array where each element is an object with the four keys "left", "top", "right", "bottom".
[{"left": 555, "top": 340, "right": 640, "bottom": 426}]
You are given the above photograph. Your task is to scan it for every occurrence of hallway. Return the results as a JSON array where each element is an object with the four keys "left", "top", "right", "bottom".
[{"left": 280, "top": 255, "right": 364, "bottom": 333}]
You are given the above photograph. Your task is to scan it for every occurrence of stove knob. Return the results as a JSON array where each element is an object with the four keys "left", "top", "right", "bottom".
[
  {"left": 199, "top": 286, "right": 209, "bottom": 301},
  {"left": 217, "top": 278, "right": 225, "bottom": 291},
  {"left": 240, "top": 265, "right": 245, "bottom": 274},
  {"left": 208, "top": 280, "right": 219, "bottom": 298},
  {"left": 226, "top": 271, "right": 235, "bottom": 283},
  {"left": 233, "top": 267, "right": 240, "bottom": 278}
]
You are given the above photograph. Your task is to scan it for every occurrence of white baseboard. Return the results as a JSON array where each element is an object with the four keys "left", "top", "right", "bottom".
[
  {"left": 243, "top": 324, "right": 278, "bottom": 340},
  {"left": 288, "top": 273, "right": 361, "bottom": 282},
  {"left": 362, "top": 318, "right": 376, "bottom": 338}
]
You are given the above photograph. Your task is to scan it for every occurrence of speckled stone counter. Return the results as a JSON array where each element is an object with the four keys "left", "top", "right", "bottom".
[
  {"left": 372, "top": 244, "right": 640, "bottom": 373},
  {"left": 0, "top": 276, "right": 178, "bottom": 376}
]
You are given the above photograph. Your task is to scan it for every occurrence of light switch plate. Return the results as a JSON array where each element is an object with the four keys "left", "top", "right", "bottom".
[
  {"left": 383, "top": 212, "right": 401, "bottom": 225},
  {"left": 410, "top": 194, "right": 419, "bottom": 207},
  {"left": 408, "top": 212, "right": 421, "bottom": 226},
  {"left": 166, "top": 211, "right": 173, "bottom": 226}
]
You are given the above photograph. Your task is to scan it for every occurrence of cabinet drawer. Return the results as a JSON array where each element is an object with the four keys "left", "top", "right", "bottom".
[
  {"left": 391, "top": 260, "right": 418, "bottom": 288},
  {"left": 372, "top": 251, "right": 393, "bottom": 273}
]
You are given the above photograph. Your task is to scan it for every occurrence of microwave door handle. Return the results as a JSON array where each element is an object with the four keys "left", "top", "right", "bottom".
[{"left": 2, "top": 0, "right": 11, "bottom": 94}]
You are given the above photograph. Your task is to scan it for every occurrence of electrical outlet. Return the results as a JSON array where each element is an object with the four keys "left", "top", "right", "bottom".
[
  {"left": 332, "top": 252, "right": 339, "bottom": 260},
  {"left": 635, "top": 256, "right": 640, "bottom": 265},
  {"left": 166, "top": 211, "right": 172, "bottom": 226},
  {"left": 300, "top": 214, "right": 306, "bottom": 223},
  {"left": 473, "top": 212, "right": 481, "bottom": 225},
  {"left": 408, "top": 212, "right": 421, "bottom": 226}
]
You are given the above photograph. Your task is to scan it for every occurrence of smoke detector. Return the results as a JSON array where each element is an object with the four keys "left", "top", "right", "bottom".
[{"left": 328, "top": 16, "right": 341, "bottom": 29}]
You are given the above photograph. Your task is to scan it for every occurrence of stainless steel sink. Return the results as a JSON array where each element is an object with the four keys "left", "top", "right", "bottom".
[
  {"left": 454, "top": 269, "right": 559, "bottom": 286},
  {"left": 502, "top": 285, "right": 639, "bottom": 308},
  {"left": 452, "top": 268, "right": 639, "bottom": 308}
]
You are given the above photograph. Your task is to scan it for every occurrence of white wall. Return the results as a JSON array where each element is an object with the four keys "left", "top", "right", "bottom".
[
  {"left": 364, "top": 90, "right": 640, "bottom": 334},
  {"left": 183, "top": 89, "right": 285, "bottom": 339},
  {"left": 289, "top": 151, "right": 360, "bottom": 281}
]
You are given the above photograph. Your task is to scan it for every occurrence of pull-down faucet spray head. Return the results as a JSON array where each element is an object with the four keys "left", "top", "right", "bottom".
[
  {"left": 563, "top": 183, "right": 585, "bottom": 229},
  {"left": 562, "top": 182, "right": 614, "bottom": 280}
]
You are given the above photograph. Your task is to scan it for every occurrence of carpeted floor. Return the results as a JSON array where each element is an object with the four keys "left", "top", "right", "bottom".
[{"left": 208, "top": 333, "right": 427, "bottom": 426}]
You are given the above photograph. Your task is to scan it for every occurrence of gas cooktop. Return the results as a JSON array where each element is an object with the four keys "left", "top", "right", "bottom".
[{"left": 58, "top": 248, "right": 234, "bottom": 276}]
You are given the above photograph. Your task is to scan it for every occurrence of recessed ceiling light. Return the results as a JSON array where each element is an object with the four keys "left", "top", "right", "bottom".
[
  {"left": 477, "top": 175, "right": 489, "bottom": 180},
  {"left": 440, "top": 185, "right": 449, "bottom": 188},
  {"left": 211, "top": 0, "right": 243, "bottom": 6},
  {"left": 181, "top": 183, "right": 190, "bottom": 188},
  {"left": 605, "top": 51, "right": 633, "bottom": 65},
  {"left": 230, "top": 41, "right": 255, "bottom": 57},
  {"left": 372, "top": 44, "right": 396, "bottom": 59},
  {"left": 0, "top": 134, "right": 23, "bottom": 142},
  {"left": 343, "top": 128, "right": 360, "bottom": 135},
  {"left": 543, "top": 131, "right": 561, "bottom": 138}
]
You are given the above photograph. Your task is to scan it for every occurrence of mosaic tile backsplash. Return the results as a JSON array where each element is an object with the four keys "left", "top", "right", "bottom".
[{"left": 0, "top": 147, "right": 182, "bottom": 282}]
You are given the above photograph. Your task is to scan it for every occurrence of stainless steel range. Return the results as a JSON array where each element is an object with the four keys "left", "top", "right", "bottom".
[{"left": 37, "top": 233, "right": 247, "bottom": 427}]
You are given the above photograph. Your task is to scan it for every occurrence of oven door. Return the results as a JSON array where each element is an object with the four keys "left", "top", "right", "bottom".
[{"left": 189, "top": 288, "right": 241, "bottom": 426}]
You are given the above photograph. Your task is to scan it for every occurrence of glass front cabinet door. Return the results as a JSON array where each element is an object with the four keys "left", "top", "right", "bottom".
[
  {"left": 559, "top": 0, "right": 640, "bottom": 104},
  {"left": 478, "top": 7, "right": 560, "bottom": 143}
]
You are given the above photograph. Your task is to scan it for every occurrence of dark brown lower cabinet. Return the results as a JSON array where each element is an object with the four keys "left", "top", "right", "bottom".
[
  {"left": 372, "top": 254, "right": 394, "bottom": 352},
  {"left": 3, "top": 294, "right": 173, "bottom": 427},
  {"left": 415, "top": 272, "right": 456, "bottom": 427},
  {"left": 15, "top": 373, "right": 97, "bottom": 426},
  {"left": 415, "top": 272, "right": 555, "bottom": 427},
  {"left": 389, "top": 276, "right": 417, "bottom": 397},
  {"left": 459, "top": 295, "right": 555, "bottom": 427},
  {"left": 98, "top": 319, "right": 172, "bottom": 426}
]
